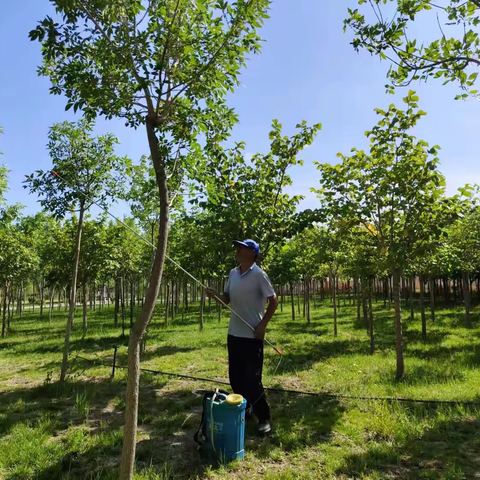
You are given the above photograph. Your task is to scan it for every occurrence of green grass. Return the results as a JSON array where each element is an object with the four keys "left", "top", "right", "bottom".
[{"left": 1, "top": 295, "right": 480, "bottom": 479}]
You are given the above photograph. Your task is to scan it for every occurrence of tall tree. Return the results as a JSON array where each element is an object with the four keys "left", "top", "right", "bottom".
[
  {"left": 30, "top": 2, "right": 270, "bottom": 476},
  {"left": 24, "top": 120, "right": 126, "bottom": 384},
  {"left": 345, "top": 0, "right": 480, "bottom": 99},
  {"left": 315, "top": 93, "right": 459, "bottom": 379}
]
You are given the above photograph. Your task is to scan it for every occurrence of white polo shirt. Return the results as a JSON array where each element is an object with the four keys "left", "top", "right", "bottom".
[{"left": 224, "top": 263, "right": 276, "bottom": 339}]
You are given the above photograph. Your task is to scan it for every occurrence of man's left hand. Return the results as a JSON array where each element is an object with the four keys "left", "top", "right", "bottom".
[{"left": 254, "top": 322, "right": 267, "bottom": 341}]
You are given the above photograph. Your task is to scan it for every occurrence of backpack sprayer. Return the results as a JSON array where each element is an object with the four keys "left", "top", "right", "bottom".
[{"left": 51, "top": 171, "right": 283, "bottom": 460}]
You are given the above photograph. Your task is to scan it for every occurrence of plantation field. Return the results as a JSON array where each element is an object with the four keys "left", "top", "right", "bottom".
[{"left": 1, "top": 297, "right": 480, "bottom": 479}]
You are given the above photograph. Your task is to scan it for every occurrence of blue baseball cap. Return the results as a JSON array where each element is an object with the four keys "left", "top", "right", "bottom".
[{"left": 233, "top": 239, "right": 260, "bottom": 257}]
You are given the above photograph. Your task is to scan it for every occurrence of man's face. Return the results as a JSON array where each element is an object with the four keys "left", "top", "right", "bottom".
[{"left": 236, "top": 246, "right": 256, "bottom": 264}]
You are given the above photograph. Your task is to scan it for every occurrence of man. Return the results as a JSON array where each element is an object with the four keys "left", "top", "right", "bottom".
[{"left": 207, "top": 239, "right": 278, "bottom": 434}]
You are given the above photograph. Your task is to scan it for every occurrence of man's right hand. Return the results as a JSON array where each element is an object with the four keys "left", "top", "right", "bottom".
[{"left": 205, "top": 288, "right": 217, "bottom": 298}]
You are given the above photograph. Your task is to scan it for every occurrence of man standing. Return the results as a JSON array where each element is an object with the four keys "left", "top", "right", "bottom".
[{"left": 208, "top": 239, "right": 278, "bottom": 434}]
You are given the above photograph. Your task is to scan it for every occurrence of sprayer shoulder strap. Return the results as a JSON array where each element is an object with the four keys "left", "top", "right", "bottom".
[{"left": 193, "top": 389, "right": 228, "bottom": 446}]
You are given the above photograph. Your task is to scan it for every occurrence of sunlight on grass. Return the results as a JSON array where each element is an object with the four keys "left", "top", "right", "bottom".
[{"left": 1, "top": 298, "right": 479, "bottom": 478}]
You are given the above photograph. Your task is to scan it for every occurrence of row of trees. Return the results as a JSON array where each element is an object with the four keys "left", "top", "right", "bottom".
[{"left": 13, "top": 0, "right": 478, "bottom": 477}]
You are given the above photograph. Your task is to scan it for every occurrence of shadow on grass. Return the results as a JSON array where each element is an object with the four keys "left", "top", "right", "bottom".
[
  {"left": 279, "top": 337, "right": 369, "bottom": 374},
  {"left": 339, "top": 416, "right": 480, "bottom": 479}
]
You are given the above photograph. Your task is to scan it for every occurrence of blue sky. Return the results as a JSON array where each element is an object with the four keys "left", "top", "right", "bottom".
[{"left": 0, "top": 0, "right": 478, "bottom": 217}]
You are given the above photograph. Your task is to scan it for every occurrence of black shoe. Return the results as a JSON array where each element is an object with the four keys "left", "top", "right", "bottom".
[{"left": 258, "top": 420, "right": 272, "bottom": 434}]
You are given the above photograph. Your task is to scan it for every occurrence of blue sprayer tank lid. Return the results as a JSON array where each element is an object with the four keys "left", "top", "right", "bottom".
[{"left": 204, "top": 392, "right": 246, "bottom": 462}]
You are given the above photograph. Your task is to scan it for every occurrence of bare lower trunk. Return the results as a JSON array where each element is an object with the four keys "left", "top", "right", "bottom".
[
  {"left": 462, "top": 271, "right": 472, "bottom": 328},
  {"left": 428, "top": 277, "right": 435, "bottom": 322},
  {"left": 119, "top": 121, "right": 170, "bottom": 480},
  {"left": 393, "top": 268, "right": 404, "bottom": 380},
  {"left": 82, "top": 284, "right": 88, "bottom": 335},
  {"left": 306, "top": 279, "right": 311, "bottom": 325},
  {"left": 1, "top": 284, "right": 8, "bottom": 338},
  {"left": 419, "top": 275, "right": 426, "bottom": 340},
  {"left": 49, "top": 285, "right": 56, "bottom": 323},
  {"left": 368, "top": 277, "right": 374, "bottom": 354},
  {"left": 409, "top": 277, "right": 414, "bottom": 321},
  {"left": 199, "top": 282, "right": 205, "bottom": 331},
  {"left": 60, "top": 202, "right": 85, "bottom": 383},
  {"left": 290, "top": 283, "right": 295, "bottom": 321},
  {"left": 332, "top": 275, "right": 337, "bottom": 337},
  {"left": 164, "top": 283, "right": 170, "bottom": 328}
]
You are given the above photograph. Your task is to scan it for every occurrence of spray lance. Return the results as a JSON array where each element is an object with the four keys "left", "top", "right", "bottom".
[{"left": 50, "top": 171, "right": 284, "bottom": 359}]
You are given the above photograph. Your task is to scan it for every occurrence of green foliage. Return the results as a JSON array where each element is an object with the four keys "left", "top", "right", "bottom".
[
  {"left": 315, "top": 94, "right": 459, "bottom": 272},
  {"left": 345, "top": 0, "right": 480, "bottom": 99},
  {"left": 24, "top": 120, "right": 128, "bottom": 219},
  {"left": 191, "top": 120, "right": 322, "bottom": 260}
]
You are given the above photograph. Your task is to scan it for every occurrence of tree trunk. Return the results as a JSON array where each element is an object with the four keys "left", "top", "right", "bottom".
[
  {"left": 462, "top": 271, "right": 472, "bottom": 328},
  {"left": 39, "top": 277, "right": 44, "bottom": 317},
  {"left": 114, "top": 277, "right": 120, "bottom": 326},
  {"left": 164, "top": 283, "right": 170, "bottom": 328},
  {"left": 297, "top": 283, "right": 300, "bottom": 315},
  {"left": 356, "top": 278, "right": 361, "bottom": 324},
  {"left": 392, "top": 268, "right": 404, "bottom": 380},
  {"left": 332, "top": 275, "right": 338, "bottom": 337},
  {"left": 60, "top": 201, "right": 85, "bottom": 383},
  {"left": 443, "top": 277, "right": 449, "bottom": 305},
  {"left": 1, "top": 284, "right": 7, "bottom": 338},
  {"left": 429, "top": 277, "right": 435, "bottom": 323},
  {"left": 199, "top": 282, "right": 205, "bottom": 331},
  {"left": 409, "top": 277, "right": 414, "bottom": 321},
  {"left": 306, "top": 279, "right": 310, "bottom": 325},
  {"left": 49, "top": 285, "right": 56, "bottom": 323},
  {"left": 290, "top": 283, "right": 295, "bottom": 321},
  {"left": 130, "top": 278, "right": 134, "bottom": 327},
  {"left": 420, "top": 274, "right": 426, "bottom": 341},
  {"left": 82, "top": 284, "right": 88, "bottom": 335},
  {"left": 362, "top": 278, "right": 368, "bottom": 333},
  {"left": 119, "top": 125, "right": 170, "bottom": 480},
  {"left": 368, "top": 277, "right": 374, "bottom": 354}
]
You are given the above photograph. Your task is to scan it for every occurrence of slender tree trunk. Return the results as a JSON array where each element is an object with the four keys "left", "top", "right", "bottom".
[
  {"left": 297, "top": 283, "right": 300, "bottom": 315},
  {"left": 130, "top": 279, "right": 134, "bottom": 327},
  {"left": 290, "top": 283, "right": 295, "bottom": 321},
  {"left": 114, "top": 277, "right": 120, "bottom": 326},
  {"left": 280, "top": 285, "right": 283, "bottom": 313},
  {"left": 332, "top": 275, "right": 338, "bottom": 337},
  {"left": 409, "top": 278, "right": 414, "bottom": 321},
  {"left": 463, "top": 271, "right": 472, "bottom": 328},
  {"left": 392, "top": 268, "right": 404, "bottom": 380},
  {"left": 164, "top": 283, "right": 170, "bottom": 328},
  {"left": 119, "top": 126, "right": 170, "bottom": 480},
  {"left": 39, "top": 277, "right": 44, "bottom": 317},
  {"left": 1, "top": 284, "right": 7, "bottom": 338},
  {"left": 429, "top": 277, "right": 435, "bottom": 322},
  {"left": 443, "top": 277, "right": 449, "bottom": 305},
  {"left": 58, "top": 287, "right": 61, "bottom": 312},
  {"left": 306, "top": 279, "right": 311, "bottom": 325},
  {"left": 60, "top": 201, "right": 85, "bottom": 383},
  {"left": 199, "top": 281, "right": 205, "bottom": 331},
  {"left": 362, "top": 278, "right": 368, "bottom": 333},
  {"left": 356, "top": 277, "right": 361, "bottom": 325},
  {"left": 368, "top": 277, "right": 374, "bottom": 354},
  {"left": 49, "top": 285, "right": 56, "bottom": 323},
  {"left": 82, "top": 284, "right": 88, "bottom": 335},
  {"left": 420, "top": 274, "right": 426, "bottom": 341}
]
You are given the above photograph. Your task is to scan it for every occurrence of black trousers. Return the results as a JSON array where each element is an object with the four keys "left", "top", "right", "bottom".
[{"left": 227, "top": 334, "right": 271, "bottom": 423}]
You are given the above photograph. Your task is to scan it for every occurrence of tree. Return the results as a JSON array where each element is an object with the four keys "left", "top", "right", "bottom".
[
  {"left": 447, "top": 200, "right": 480, "bottom": 327},
  {"left": 0, "top": 218, "right": 35, "bottom": 338},
  {"left": 30, "top": 2, "right": 270, "bottom": 476},
  {"left": 315, "top": 93, "right": 458, "bottom": 379},
  {"left": 345, "top": 0, "right": 480, "bottom": 100},
  {"left": 192, "top": 120, "right": 321, "bottom": 263},
  {"left": 24, "top": 120, "right": 126, "bottom": 384}
]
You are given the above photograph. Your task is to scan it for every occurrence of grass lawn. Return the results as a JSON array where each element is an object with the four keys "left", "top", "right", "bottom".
[{"left": 1, "top": 295, "right": 480, "bottom": 479}]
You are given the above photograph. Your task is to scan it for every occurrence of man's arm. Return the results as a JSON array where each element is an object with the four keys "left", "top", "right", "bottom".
[{"left": 254, "top": 294, "right": 278, "bottom": 340}]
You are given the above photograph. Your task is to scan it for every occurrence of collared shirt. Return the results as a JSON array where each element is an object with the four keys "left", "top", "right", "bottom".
[{"left": 224, "top": 263, "right": 276, "bottom": 339}]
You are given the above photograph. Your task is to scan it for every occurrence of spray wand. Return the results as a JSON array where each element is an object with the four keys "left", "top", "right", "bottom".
[{"left": 51, "top": 171, "right": 283, "bottom": 357}]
